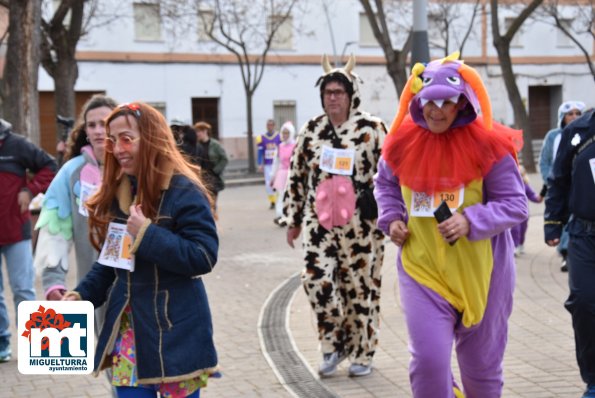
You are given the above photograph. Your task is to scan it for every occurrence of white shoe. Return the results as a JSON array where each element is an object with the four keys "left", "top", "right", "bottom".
[
  {"left": 318, "top": 351, "right": 346, "bottom": 377},
  {"left": 348, "top": 363, "right": 373, "bottom": 377}
]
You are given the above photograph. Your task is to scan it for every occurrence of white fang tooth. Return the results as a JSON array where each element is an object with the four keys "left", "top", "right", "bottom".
[
  {"left": 433, "top": 99, "right": 445, "bottom": 108},
  {"left": 450, "top": 95, "right": 460, "bottom": 104},
  {"left": 420, "top": 98, "right": 429, "bottom": 107}
]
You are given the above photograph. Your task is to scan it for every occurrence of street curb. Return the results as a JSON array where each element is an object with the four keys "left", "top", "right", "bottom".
[
  {"left": 258, "top": 273, "right": 340, "bottom": 398},
  {"left": 224, "top": 177, "right": 264, "bottom": 188}
]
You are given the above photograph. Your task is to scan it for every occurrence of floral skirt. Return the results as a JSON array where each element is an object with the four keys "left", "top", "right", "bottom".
[{"left": 110, "top": 306, "right": 213, "bottom": 398}]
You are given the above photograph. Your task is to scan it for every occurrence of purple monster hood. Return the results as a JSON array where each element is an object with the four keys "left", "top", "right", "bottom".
[{"left": 409, "top": 59, "right": 480, "bottom": 130}]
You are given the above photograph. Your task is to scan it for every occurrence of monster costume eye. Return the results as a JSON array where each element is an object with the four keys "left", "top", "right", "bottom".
[
  {"left": 447, "top": 76, "right": 461, "bottom": 85},
  {"left": 422, "top": 77, "right": 433, "bottom": 86}
]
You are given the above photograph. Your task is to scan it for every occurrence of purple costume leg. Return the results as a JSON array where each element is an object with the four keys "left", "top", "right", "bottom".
[
  {"left": 455, "top": 235, "right": 515, "bottom": 398},
  {"left": 398, "top": 259, "right": 458, "bottom": 398},
  {"left": 518, "top": 219, "right": 528, "bottom": 246},
  {"left": 398, "top": 234, "right": 515, "bottom": 398}
]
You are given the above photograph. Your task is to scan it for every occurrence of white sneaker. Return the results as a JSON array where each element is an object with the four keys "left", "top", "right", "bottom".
[
  {"left": 318, "top": 351, "right": 346, "bottom": 377},
  {"left": 348, "top": 363, "right": 373, "bottom": 377}
]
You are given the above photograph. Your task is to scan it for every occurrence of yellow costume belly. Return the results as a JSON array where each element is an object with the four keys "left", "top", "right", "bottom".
[{"left": 401, "top": 179, "right": 493, "bottom": 327}]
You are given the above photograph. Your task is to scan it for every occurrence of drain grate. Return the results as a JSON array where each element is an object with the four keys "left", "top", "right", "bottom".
[{"left": 259, "top": 273, "right": 340, "bottom": 398}]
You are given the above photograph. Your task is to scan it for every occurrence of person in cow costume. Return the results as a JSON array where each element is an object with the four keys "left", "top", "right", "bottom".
[
  {"left": 374, "top": 52, "right": 528, "bottom": 397},
  {"left": 284, "top": 55, "right": 386, "bottom": 377}
]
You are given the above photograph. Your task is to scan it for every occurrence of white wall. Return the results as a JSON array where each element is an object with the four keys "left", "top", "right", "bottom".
[{"left": 37, "top": 0, "right": 595, "bottom": 157}]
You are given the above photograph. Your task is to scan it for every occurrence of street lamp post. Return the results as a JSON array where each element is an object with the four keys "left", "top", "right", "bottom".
[{"left": 412, "top": 0, "right": 430, "bottom": 65}]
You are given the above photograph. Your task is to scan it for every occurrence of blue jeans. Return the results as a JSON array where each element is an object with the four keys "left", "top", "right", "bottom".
[{"left": 0, "top": 240, "right": 36, "bottom": 339}]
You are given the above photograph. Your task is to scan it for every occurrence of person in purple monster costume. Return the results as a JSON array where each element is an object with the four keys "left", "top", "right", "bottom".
[{"left": 374, "top": 53, "right": 528, "bottom": 397}]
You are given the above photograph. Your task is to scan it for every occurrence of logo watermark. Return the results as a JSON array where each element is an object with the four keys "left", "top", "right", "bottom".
[{"left": 18, "top": 301, "right": 94, "bottom": 374}]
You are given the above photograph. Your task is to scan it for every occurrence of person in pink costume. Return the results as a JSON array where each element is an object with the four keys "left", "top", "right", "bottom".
[
  {"left": 270, "top": 121, "right": 296, "bottom": 226},
  {"left": 374, "top": 53, "right": 528, "bottom": 397}
]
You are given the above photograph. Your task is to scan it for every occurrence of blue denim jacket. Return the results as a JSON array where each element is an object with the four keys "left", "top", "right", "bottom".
[{"left": 75, "top": 174, "right": 218, "bottom": 383}]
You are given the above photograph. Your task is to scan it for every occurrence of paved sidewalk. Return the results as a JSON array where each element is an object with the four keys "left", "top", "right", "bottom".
[{"left": 0, "top": 176, "right": 586, "bottom": 397}]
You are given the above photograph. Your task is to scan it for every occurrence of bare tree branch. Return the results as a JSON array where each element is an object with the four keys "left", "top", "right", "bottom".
[
  {"left": 359, "top": 0, "right": 411, "bottom": 96},
  {"left": 458, "top": 0, "right": 481, "bottom": 57},
  {"left": 491, "top": 0, "right": 544, "bottom": 172},
  {"left": 193, "top": 0, "right": 301, "bottom": 172},
  {"left": 540, "top": 0, "right": 595, "bottom": 81}
]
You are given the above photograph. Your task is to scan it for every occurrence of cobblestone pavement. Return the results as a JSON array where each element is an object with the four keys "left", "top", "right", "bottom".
[{"left": 0, "top": 175, "right": 586, "bottom": 397}]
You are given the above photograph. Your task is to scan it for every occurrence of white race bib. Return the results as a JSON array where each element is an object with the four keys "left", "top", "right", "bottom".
[
  {"left": 319, "top": 146, "right": 355, "bottom": 176},
  {"left": 410, "top": 187, "right": 465, "bottom": 217},
  {"left": 98, "top": 222, "right": 135, "bottom": 271},
  {"left": 590, "top": 158, "right": 595, "bottom": 185}
]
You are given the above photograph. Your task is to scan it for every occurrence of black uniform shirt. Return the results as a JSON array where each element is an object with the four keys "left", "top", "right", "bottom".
[{"left": 545, "top": 109, "right": 595, "bottom": 241}]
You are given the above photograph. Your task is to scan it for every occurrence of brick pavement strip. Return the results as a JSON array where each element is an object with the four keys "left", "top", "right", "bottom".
[{"left": 0, "top": 180, "right": 588, "bottom": 397}]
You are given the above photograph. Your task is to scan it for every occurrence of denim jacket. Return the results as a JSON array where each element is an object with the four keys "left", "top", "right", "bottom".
[{"left": 75, "top": 173, "right": 218, "bottom": 383}]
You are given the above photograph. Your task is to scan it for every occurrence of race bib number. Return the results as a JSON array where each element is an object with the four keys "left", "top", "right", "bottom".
[
  {"left": 410, "top": 187, "right": 464, "bottom": 217},
  {"left": 264, "top": 148, "right": 276, "bottom": 160},
  {"left": 78, "top": 181, "right": 100, "bottom": 217},
  {"left": 98, "top": 222, "right": 135, "bottom": 271},
  {"left": 319, "top": 146, "right": 355, "bottom": 176}
]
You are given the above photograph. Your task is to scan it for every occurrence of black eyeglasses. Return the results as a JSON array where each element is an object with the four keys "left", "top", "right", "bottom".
[{"left": 323, "top": 89, "right": 347, "bottom": 98}]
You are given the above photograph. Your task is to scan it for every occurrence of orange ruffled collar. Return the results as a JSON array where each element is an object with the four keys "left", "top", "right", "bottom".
[{"left": 382, "top": 116, "right": 521, "bottom": 194}]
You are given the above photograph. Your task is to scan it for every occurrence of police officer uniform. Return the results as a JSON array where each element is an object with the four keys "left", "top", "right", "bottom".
[{"left": 545, "top": 109, "right": 595, "bottom": 394}]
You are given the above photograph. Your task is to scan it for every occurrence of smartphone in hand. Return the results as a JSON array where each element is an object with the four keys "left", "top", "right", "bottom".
[{"left": 433, "top": 200, "right": 457, "bottom": 245}]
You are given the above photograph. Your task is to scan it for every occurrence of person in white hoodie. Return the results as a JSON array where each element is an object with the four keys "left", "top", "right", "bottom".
[
  {"left": 539, "top": 100, "right": 585, "bottom": 271},
  {"left": 270, "top": 121, "right": 296, "bottom": 226}
]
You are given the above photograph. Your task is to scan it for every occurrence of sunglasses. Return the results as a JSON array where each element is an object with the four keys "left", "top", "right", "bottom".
[{"left": 104, "top": 134, "right": 140, "bottom": 153}]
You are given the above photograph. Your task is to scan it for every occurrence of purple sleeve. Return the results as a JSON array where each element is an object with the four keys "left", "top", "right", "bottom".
[
  {"left": 463, "top": 155, "right": 528, "bottom": 241},
  {"left": 373, "top": 158, "right": 407, "bottom": 235},
  {"left": 524, "top": 181, "right": 540, "bottom": 203}
]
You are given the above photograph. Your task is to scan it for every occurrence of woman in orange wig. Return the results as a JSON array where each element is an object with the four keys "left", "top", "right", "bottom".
[{"left": 64, "top": 102, "right": 219, "bottom": 398}]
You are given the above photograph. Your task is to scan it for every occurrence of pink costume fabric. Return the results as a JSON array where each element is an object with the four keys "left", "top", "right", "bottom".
[
  {"left": 314, "top": 176, "right": 356, "bottom": 231},
  {"left": 272, "top": 141, "right": 296, "bottom": 192}
]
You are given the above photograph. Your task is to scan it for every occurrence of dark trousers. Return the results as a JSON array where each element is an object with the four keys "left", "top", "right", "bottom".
[{"left": 565, "top": 217, "right": 595, "bottom": 385}]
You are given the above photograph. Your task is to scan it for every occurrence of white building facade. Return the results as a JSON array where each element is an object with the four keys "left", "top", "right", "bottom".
[{"left": 37, "top": 0, "right": 595, "bottom": 160}]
